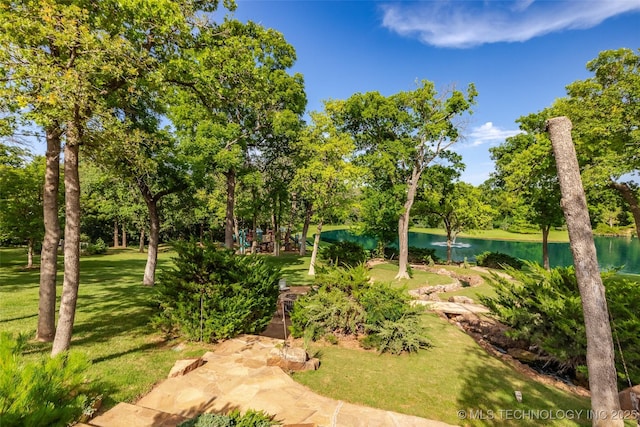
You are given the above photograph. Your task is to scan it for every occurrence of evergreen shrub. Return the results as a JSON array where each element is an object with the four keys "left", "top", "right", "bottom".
[
  {"left": 153, "top": 240, "right": 281, "bottom": 342},
  {"left": 290, "top": 265, "right": 430, "bottom": 354},
  {"left": 178, "top": 409, "right": 274, "bottom": 427},
  {"left": 481, "top": 263, "right": 640, "bottom": 386},
  {"left": 0, "top": 333, "right": 93, "bottom": 427},
  {"left": 320, "top": 241, "right": 368, "bottom": 268},
  {"left": 475, "top": 251, "right": 523, "bottom": 270}
]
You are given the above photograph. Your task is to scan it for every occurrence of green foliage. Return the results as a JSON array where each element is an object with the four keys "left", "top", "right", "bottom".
[
  {"left": 385, "top": 246, "right": 440, "bottom": 264},
  {"left": 320, "top": 241, "right": 368, "bottom": 268},
  {"left": 0, "top": 332, "right": 92, "bottom": 427},
  {"left": 153, "top": 240, "right": 281, "bottom": 342},
  {"left": 481, "top": 264, "right": 640, "bottom": 385},
  {"left": 178, "top": 409, "right": 274, "bottom": 427},
  {"left": 290, "top": 266, "right": 430, "bottom": 354},
  {"left": 82, "top": 238, "right": 107, "bottom": 256},
  {"left": 475, "top": 251, "right": 523, "bottom": 270}
]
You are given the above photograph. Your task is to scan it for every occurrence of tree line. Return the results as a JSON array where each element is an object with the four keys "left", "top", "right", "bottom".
[{"left": 1, "top": 0, "right": 638, "bottom": 356}]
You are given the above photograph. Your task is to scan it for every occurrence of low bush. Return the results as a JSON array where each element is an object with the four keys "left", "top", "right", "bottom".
[
  {"left": 475, "top": 251, "right": 523, "bottom": 270},
  {"left": 152, "top": 240, "right": 281, "bottom": 342},
  {"left": 481, "top": 263, "right": 640, "bottom": 387},
  {"left": 320, "top": 241, "right": 368, "bottom": 268},
  {"left": 81, "top": 237, "right": 107, "bottom": 256},
  {"left": 0, "top": 332, "right": 94, "bottom": 427},
  {"left": 290, "top": 265, "right": 430, "bottom": 354},
  {"left": 178, "top": 409, "right": 275, "bottom": 427},
  {"left": 383, "top": 246, "right": 440, "bottom": 264}
]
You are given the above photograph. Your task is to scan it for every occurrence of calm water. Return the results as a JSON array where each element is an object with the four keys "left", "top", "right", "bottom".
[{"left": 320, "top": 229, "right": 640, "bottom": 274}]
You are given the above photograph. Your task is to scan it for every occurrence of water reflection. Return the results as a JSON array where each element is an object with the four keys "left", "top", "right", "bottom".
[{"left": 320, "top": 230, "right": 640, "bottom": 274}]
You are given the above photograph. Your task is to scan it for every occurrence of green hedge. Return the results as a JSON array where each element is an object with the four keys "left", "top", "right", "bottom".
[{"left": 153, "top": 240, "right": 281, "bottom": 342}]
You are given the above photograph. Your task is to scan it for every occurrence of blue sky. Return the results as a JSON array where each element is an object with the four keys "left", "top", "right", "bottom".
[{"left": 228, "top": 0, "right": 640, "bottom": 185}]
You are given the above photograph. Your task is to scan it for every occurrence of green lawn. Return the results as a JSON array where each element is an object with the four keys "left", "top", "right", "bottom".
[
  {"left": 0, "top": 247, "right": 208, "bottom": 408},
  {"left": 0, "top": 247, "right": 599, "bottom": 426},
  {"left": 295, "top": 313, "right": 591, "bottom": 427}
]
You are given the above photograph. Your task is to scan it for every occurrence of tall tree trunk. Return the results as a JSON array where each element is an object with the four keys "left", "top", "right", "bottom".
[
  {"left": 37, "top": 126, "right": 61, "bottom": 342},
  {"left": 224, "top": 169, "right": 236, "bottom": 249},
  {"left": 113, "top": 219, "right": 119, "bottom": 248},
  {"left": 609, "top": 180, "right": 640, "bottom": 239},
  {"left": 142, "top": 196, "right": 159, "bottom": 286},
  {"left": 542, "top": 224, "right": 551, "bottom": 270},
  {"left": 396, "top": 168, "right": 420, "bottom": 279},
  {"left": 272, "top": 210, "right": 280, "bottom": 257},
  {"left": 308, "top": 222, "right": 322, "bottom": 275},
  {"left": 446, "top": 225, "right": 453, "bottom": 264},
  {"left": 300, "top": 202, "right": 312, "bottom": 256},
  {"left": 122, "top": 221, "right": 127, "bottom": 248},
  {"left": 139, "top": 227, "right": 145, "bottom": 253},
  {"left": 27, "top": 238, "right": 34, "bottom": 269},
  {"left": 52, "top": 120, "right": 82, "bottom": 356},
  {"left": 548, "top": 116, "right": 622, "bottom": 427}
]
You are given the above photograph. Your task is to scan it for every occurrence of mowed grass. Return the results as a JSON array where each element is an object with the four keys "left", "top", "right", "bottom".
[
  {"left": 1, "top": 246, "right": 596, "bottom": 426},
  {"left": 0, "top": 247, "right": 208, "bottom": 408},
  {"left": 295, "top": 313, "right": 591, "bottom": 427},
  {"left": 409, "top": 227, "right": 570, "bottom": 243}
]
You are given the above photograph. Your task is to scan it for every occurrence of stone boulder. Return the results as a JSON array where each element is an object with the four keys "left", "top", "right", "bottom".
[
  {"left": 167, "top": 358, "right": 205, "bottom": 378},
  {"left": 448, "top": 295, "right": 475, "bottom": 304},
  {"left": 267, "top": 346, "right": 319, "bottom": 371}
]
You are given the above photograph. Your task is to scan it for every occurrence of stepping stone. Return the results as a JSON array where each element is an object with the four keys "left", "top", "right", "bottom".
[{"left": 88, "top": 402, "right": 187, "bottom": 427}]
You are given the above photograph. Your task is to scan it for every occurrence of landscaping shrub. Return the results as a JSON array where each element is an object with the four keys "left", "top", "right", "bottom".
[
  {"left": 320, "top": 241, "right": 368, "bottom": 267},
  {"left": 80, "top": 237, "right": 107, "bottom": 255},
  {"left": 383, "top": 246, "right": 440, "bottom": 264},
  {"left": 153, "top": 240, "right": 281, "bottom": 342},
  {"left": 475, "top": 251, "right": 523, "bottom": 270},
  {"left": 0, "top": 332, "right": 94, "bottom": 427},
  {"left": 178, "top": 409, "right": 274, "bottom": 427},
  {"left": 290, "top": 265, "right": 430, "bottom": 354},
  {"left": 481, "top": 263, "right": 640, "bottom": 387}
]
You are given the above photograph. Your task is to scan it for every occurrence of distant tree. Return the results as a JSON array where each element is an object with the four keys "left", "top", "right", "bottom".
[
  {"left": 291, "top": 110, "right": 360, "bottom": 275},
  {"left": 490, "top": 112, "right": 564, "bottom": 269},
  {"left": 555, "top": 48, "right": 640, "bottom": 237},
  {"left": 419, "top": 164, "right": 495, "bottom": 263},
  {"left": 332, "top": 81, "right": 477, "bottom": 279},
  {"left": 0, "top": 155, "right": 44, "bottom": 267}
]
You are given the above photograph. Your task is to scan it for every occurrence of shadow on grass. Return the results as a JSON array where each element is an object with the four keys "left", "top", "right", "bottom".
[
  {"left": 456, "top": 343, "right": 591, "bottom": 426},
  {"left": 0, "top": 313, "right": 37, "bottom": 323}
]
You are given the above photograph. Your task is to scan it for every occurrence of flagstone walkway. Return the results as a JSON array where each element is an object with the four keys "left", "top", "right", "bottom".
[{"left": 80, "top": 335, "right": 454, "bottom": 427}]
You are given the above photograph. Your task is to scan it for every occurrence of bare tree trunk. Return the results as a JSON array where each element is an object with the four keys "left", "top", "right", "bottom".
[
  {"left": 113, "top": 219, "right": 119, "bottom": 248},
  {"left": 37, "top": 126, "right": 61, "bottom": 342},
  {"left": 299, "top": 202, "right": 312, "bottom": 256},
  {"left": 27, "top": 238, "right": 34, "bottom": 269},
  {"left": 308, "top": 222, "right": 322, "bottom": 276},
  {"left": 547, "top": 116, "right": 622, "bottom": 427},
  {"left": 272, "top": 210, "right": 280, "bottom": 257},
  {"left": 122, "top": 222, "right": 127, "bottom": 248},
  {"left": 446, "top": 228, "right": 453, "bottom": 264},
  {"left": 139, "top": 227, "right": 145, "bottom": 253},
  {"left": 396, "top": 169, "right": 420, "bottom": 279},
  {"left": 609, "top": 180, "right": 640, "bottom": 239},
  {"left": 52, "top": 120, "right": 82, "bottom": 356},
  {"left": 542, "top": 224, "right": 550, "bottom": 270},
  {"left": 224, "top": 169, "right": 236, "bottom": 249},
  {"left": 143, "top": 197, "right": 159, "bottom": 286}
]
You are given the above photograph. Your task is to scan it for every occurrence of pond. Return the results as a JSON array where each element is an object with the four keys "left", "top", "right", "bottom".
[{"left": 320, "top": 229, "right": 640, "bottom": 274}]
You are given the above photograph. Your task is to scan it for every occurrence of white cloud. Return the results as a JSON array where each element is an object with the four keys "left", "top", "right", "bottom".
[
  {"left": 380, "top": 0, "right": 640, "bottom": 48},
  {"left": 467, "top": 122, "right": 521, "bottom": 147}
]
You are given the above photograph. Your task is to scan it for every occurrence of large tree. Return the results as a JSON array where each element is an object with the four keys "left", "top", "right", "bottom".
[
  {"left": 168, "top": 19, "right": 306, "bottom": 250},
  {"left": 291, "top": 109, "right": 360, "bottom": 275},
  {"left": 332, "top": 81, "right": 477, "bottom": 279},
  {"left": 555, "top": 48, "right": 640, "bottom": 237},
  {"left": 419, "top": 164, "right": 495, "bottom": 263},
  {"left": 0, "top": 0, "right": 232, "bottom": 353},
  {"left": 490, "top": 112, "right": 564, "bottom": 269}
]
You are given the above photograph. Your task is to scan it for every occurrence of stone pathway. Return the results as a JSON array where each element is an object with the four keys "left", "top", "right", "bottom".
[{"left": 81, "top": 335, "right": 454, "bottom": 427}]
